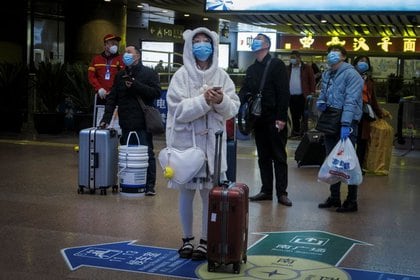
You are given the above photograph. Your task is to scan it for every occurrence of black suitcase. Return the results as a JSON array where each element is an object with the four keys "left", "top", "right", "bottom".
[{"left": 295, "top": 130, "right": 326, "bottom": 167}]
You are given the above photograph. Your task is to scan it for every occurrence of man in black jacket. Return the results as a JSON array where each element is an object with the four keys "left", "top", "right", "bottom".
[
  {"left": 239, "top": 33, "right": 292, "bottom": 206},
  {"left": 101, "top": 45, "right": 161, "bottom": 196}
]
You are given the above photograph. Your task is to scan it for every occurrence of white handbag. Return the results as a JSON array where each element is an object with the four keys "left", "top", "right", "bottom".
[{"left": 158, "top": 121, "right": 205, "bottom": 185}]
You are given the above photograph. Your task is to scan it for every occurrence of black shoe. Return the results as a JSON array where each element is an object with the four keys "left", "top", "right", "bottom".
[
  {"left": 336, "top": 200, "right": 358, "bottom": 213},
  {"left": 191, "top": 239, "right": 207, "bottom": 261},
  {"left": 146, "top": 187, "right": 156, "bottom": 196},
  {"left": 318, "top": 197, "right": 341, "bottom": 208},
  {"left": 278, "top": 195, "right": 292, "bottom": 206},
  {"left": 249, "top": 192, "right": 273, "bottom": 201}
]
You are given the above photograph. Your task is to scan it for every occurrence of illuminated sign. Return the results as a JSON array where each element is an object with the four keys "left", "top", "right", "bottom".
[
  {"left": 237, "top": 32, "right": 277, "bottom": 52},
  {"left": 403, "top": 38, "right": 417, "bottom": 52},
  {"left": 326, "top": 37, "right": 346, "bottom": 47},
  {"left": 300, "top": 35, "right": 315, "bottom": 49},
  {"left": 293, "top": 35, "right": 417, "bottom": 53},
  {"left": 377, "top": 37, "right": 392, "bottom": 52},
  {"left": 205, "top": 0, "right": 419, "bottom": 12},
  {"left": 353, "top": 37, "right": 370, "bottom": 51}
]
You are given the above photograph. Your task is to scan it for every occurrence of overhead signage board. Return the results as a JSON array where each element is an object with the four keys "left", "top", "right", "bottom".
[{"left": 205, "top": 0, "right": 419, "bottom": 12}]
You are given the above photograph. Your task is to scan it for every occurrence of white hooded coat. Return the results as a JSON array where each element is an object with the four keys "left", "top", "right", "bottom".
[{"left": 165, "top": 27, "right": 240, "bottom": 190}]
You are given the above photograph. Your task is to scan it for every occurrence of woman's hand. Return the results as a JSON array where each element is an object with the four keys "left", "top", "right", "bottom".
[{"left": 204, "top": 88, "right": 223, "bottom": 105}]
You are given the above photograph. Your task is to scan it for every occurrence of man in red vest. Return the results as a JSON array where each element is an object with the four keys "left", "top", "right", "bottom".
[{"left": 88, "top": 34, "right": 124, "bottom": 105}]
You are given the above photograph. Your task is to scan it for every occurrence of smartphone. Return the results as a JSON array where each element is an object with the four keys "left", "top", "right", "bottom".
[{"left": 212, "top": 86, "right": 222, "bottom": 91}]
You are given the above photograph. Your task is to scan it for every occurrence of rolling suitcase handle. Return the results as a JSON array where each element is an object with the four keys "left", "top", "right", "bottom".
[{"left": 213, "top": 130, "right": 223, "bottom": 186}]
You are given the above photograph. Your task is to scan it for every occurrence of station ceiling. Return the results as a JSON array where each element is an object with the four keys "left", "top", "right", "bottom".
[{"left": 133, "top": 0, "right": 420, "bottom": 38}]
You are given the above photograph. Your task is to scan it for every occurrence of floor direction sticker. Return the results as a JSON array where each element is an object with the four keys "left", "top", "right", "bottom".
[
  {"left": 61, "top": 231, "right": 420, "bottom": 279},
  {"left": 247, "top": 230, "right": 371, "bottom": 265}
]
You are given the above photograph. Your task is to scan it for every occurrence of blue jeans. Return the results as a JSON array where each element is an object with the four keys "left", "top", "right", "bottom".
[{"left": 323, "top": 122, "right": 359, "bottom": 201}]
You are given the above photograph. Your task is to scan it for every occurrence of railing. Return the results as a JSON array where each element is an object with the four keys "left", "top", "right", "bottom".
[{"left": 139, "top": 49, "right": 183, "bottom": 89}]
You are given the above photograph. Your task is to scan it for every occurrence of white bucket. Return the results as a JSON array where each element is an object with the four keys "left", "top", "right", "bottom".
[{"left": 118, "top": 131, "right": 149, "bottom": 197}]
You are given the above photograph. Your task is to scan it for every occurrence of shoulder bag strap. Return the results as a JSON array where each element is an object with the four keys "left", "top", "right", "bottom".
[
  {"left": 167, "top": 106, "right": 197, "bottom": 149},
  {"left": 136, "top": 95, "right": 146, "bottom": 111},
  {"left": 258, "top": 58, "right": 272, "bottom": 94}
]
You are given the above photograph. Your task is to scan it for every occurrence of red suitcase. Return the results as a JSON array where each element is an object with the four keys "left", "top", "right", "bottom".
[{"left": 207, "top": 130, "right": 249, "bottom": 274}]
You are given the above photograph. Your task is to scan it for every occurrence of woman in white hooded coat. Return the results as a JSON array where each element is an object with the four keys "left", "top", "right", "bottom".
[{"left": 164, "top": 27, "right": 240, "bottom": 260}]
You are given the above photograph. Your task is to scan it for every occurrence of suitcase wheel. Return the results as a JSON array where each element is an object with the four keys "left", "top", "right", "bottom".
[
  {"left": 112, "top": 185, "right": 118, "bottom": 193},
  {"left": 207, "top": 261, "right": 216, "bottom": 272},
  {"left": 89, "top": 189, "right": 95, "bottom": 194},
  {"left": 233, "top": 262, "right": 240, "bottom": 274},
  {"left": 100, "top": 189, "right": 107, "bottom": 195},
  {"left": 243, "top": 254, "right": 247, "bottom": 263}
]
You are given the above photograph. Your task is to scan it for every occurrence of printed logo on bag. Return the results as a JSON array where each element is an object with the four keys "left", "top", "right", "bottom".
[
  {"left": 329, "top": 170, "right": 350, "bottom": 179},
  {"left": 331, "top": 158, "right": 350, "bottom": 170}
]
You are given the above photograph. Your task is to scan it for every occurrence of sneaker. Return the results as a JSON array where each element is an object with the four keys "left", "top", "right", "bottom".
[{"left": 145, "top": 187, "right": 156, "bottom": 196}]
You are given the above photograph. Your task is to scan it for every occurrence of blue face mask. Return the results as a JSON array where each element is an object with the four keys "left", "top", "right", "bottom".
[
  {"left": 327, "top": 51, "right": 341, "bottom": 66},
  {"left": 290, "top": 58, "right": 297, "bottom": 65},
  {"left": 192, "top": 42, "right": 213, "bottom": 62},
  {"left": 251, "top": 39, "right": 264, "bottom": 52},
  {"left": 123, "top": 53, "right": 135, "bottom": 66},
  {"left": 356, "top": 61, "right": 369, "bottom": 73}
]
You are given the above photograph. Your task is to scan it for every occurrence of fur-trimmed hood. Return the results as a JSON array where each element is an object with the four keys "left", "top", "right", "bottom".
[{"left": 182, "top": 27, "right": 219, "bottom": 88}]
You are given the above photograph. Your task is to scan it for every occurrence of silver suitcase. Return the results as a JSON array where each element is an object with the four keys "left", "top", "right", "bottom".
[{"left": 78, "top": 127, "right": 119, "bottom": 195}]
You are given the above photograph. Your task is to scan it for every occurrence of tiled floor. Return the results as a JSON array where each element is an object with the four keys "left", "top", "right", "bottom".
[{"left": 0, "top": 131, "right": 419, "bottom": 279}]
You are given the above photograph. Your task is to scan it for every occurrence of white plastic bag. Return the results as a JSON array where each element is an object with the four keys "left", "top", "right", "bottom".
[{"left": 318, "top": 138, "right": 363, "bottom": 185}]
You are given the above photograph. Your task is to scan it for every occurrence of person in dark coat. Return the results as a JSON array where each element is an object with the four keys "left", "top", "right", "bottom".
[
  {"left": 239, "top": 33, "right": 292, "bottom": 207},
  {"left": 100, "top": 45, "right": 161, "bottom": 196}
]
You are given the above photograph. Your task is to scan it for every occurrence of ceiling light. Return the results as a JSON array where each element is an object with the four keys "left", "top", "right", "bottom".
[
  {"left": 203, "top": 17, "right": 209, "bottom": 21},
  {"left": 137, "top": 4, "right": 144, "bottom": 8},
  {"left": 321, "top": 19, "right": 327, "bottom": 24},
  {"left": 184, "top": 14, "right": 190, "bottom": 17}
]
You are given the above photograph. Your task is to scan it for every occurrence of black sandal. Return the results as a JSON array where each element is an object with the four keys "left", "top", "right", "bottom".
[
  {"left": 191, "top": 239, "right": 207, "bottom": 261},
  {"left": 178, "top": 237, "right": 194, "bottom": 259}
]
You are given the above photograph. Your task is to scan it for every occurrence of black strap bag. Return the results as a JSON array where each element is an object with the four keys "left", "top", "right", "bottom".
[
  {"left": 315, "top": 106, "right": 342, "bottom": 135},
  {"left": 238, "top": 59, "right": 271, "bottom": 135}
]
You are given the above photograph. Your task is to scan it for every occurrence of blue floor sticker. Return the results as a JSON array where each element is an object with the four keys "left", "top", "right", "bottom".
[{"left": 61, "top": 240, "right": 204, "bottom": 278}]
